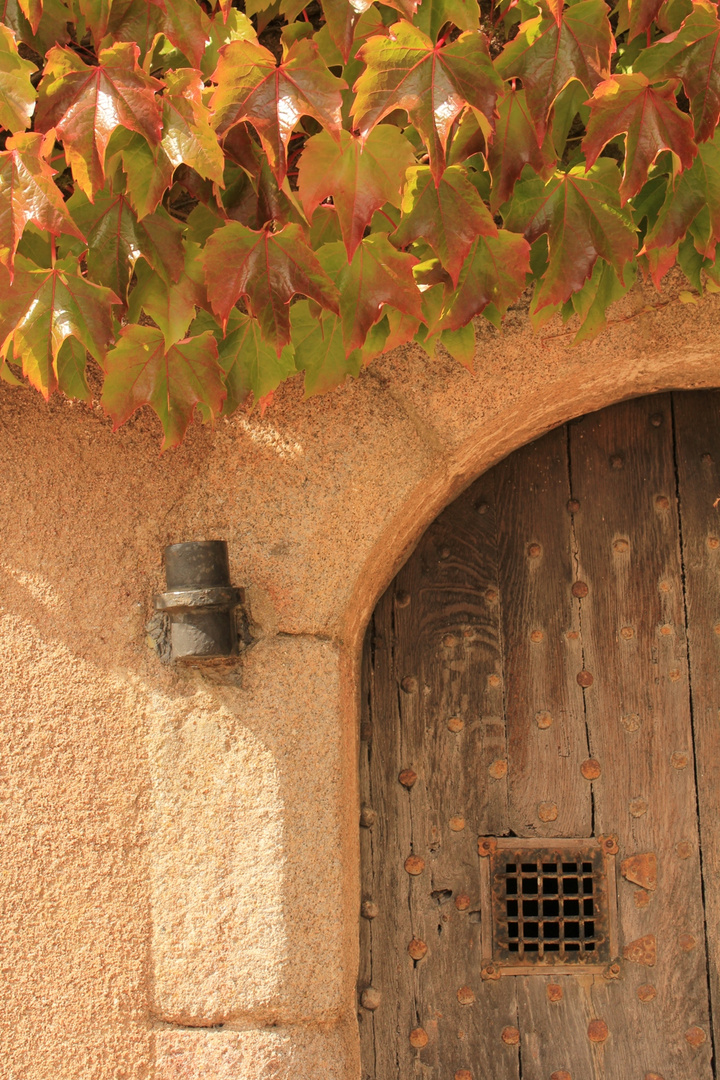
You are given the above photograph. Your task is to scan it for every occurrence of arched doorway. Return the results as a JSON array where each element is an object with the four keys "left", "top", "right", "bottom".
[{"left": 358, "top": 391, "right": 720, "bottom": 1079}]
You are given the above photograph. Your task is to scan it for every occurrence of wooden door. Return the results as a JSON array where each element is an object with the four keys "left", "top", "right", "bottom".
[{"left": 358, "top": 392, "right": 720, "bottom": 1080}]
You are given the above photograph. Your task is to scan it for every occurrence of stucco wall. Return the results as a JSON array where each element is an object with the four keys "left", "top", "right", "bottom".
[{"left": 2, "top": 275, "right": 720, "bottom": 1079}]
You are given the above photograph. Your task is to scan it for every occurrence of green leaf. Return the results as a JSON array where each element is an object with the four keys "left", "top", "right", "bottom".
[
  {"left": 115, "top": 132, "right": 174, "bottom": 220},
  {"left": 568, "top": 257, "right": 637, "bottom": 342},
  {"left": 583, "top": 74, "right": 696, "bottom": 203},
  {"left": 643, "top": 133, "right": 720, "bottom": 258},
  {"left": 328, "top": 233, "right": 424, "bottom": 351},
  {"left": 5, "top": 254, "right": 122, "bottom": 398},
  {"left": 68, "top": 188, "right": 184, "bottom": 302},
  {"left": 413, "top": 0, "right": 480, "bottom": 40},
  {"left": 101, "top": 324, "right": 225, "bottom": 450},
  {"left": 298, "top": 126, "right": 415, "bottom": 260},
  {"left": 161, "top": 0, "right": 211, "bottom": 69},
  {"left": 0, "top": 132, "right": 84, "bottom": 272},
  {"left": 439, "top": 321, "right": 475, "bottom": 367},
  {"left": 161, "top": 68, "right": 226, "bottom": 186},
  {"left": 211, "top": 38, "right": 345, "bottom": 184},
  {"left": 0, "top": 22, "right": 37, "bottom": 133},
  {"left": 495, "top": 0, "right": 614, "bottom": 138},
  {"left": 205, "top": 309, "right": 296, "bottom": 410},
  {"left": 202, "top": 221, "right": 341, "bottom": 351},
  {"left": 55, "top": 335, "right": 91, "bottom": 402},
  {"left": 201, "top": 9, "right": 258, "bottom": 79},
  {"left": 437, "top": 230, "right": 531, "bottom": 330},
  {"left": 504, "top": 159, "right": 637, "bottom": 308},
  {"left": 35, "top": 42, "right": 163, "bottom": 198},
  {"left": 635, "top": 0, "right": 720, "bottom": 143},
  {"left": 3, "top": 0, "right": 72, "bottom": 55},
  {"left": 626, "top": 0, "right": 664, "bottom": 40},
  {"left": 488, "top": 87, "right": 555, "bottom": 211},
  {"left": 104, "top": 0, "right": 164, "bottom": 58},
  {"left": 291, "top": 300, "right": 363, "bottom": 396},
  {"left": 392, "top": 163, "right": 497, "bottom": 286},
  {"left": 128, "top": 243, "right": 207, "bottom": 348},
  {"left": 16, "top": 0, "right": 43, "bottom": 34},
  {"left": 352, "top": 23, "right": 502, "bottom": 183}
]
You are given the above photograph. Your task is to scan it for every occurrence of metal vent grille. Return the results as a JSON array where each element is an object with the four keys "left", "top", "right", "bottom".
[{"left": 479, "top": 837, "right": 618, "bottom": 977}]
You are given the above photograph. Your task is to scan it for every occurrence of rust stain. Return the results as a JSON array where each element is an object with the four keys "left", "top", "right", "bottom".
[
  {"left": 501, "top": 1027, "right": 520, "bottom": 1045},
  {"left": 598, "top": 834, "right": 619, "bottom": 855},
  {"left": 547, "top": 984, "right": 563, "bottom": 1002},
  {"left": 398, "top": 769, "right": 418, "bottom": 788},
  {"left": 679, "top": 933, "right": 697, "bottom": 952},
  {"left": 408, "top": 938, "right": 427, "bottom": 960},
  {"left": 581, "top": 758, "right": 602, "bottom": 780},
  {"left": 455, "top": 894, "right": 470, "bottom": 911},
  {"left": 478, "top": 837, "right": 497, "bottom": 857},
  {"left": 481, "top": 964, "right": 501, "bottom": 981},
  {"left": 676, "top": 841, "right": 693, "bottom": 859},
  {"left": 634, "top": 889, "right": 651, "bottom": 908},
  {"left": 623, "top": 935, "right": 657, "bottom": 966},
  {"left": 457, "top": 986, "right": 476, "bottom": 1006},
  {"left": 488, "top": 759, "right": 508, "bottom": 779},
  {"left": 638, "top": 984, "right": 657, "bottom": 1002},
  {"left": 621, "top": 852, "right": 657, "bottom": 891},
  {"left": 409, "top": 1028, "right": 428, "bottom": 1049},
  {"left": 588, "top": 1019, "right": 609, "bottom": 1043},
  {"left": 538, "top": 802, "right": 558, "bottom": 822},
  {"left": 685, "top": 1027, "right": 707, "bottom": 1048},
  {"left": 404, "top": 855, "right": 425, "bottom": 876},
  {"left": 604, "top": 962, "right": 622, "bottom": 980}
]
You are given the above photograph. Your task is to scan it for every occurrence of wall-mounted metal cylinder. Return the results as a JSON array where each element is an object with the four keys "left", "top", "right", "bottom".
[{"left": 154, "top": 541, "right": 243, "bottom": 660}]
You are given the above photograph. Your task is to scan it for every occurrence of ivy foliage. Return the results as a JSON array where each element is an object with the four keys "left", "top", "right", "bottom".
[{"left": 0, "top": 0, "right": 718, "bottom": 445}]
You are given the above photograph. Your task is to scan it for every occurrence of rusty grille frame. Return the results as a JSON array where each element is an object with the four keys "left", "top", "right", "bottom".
[{"left": 478, "top": 836, "right": 618, "bottom": 977}]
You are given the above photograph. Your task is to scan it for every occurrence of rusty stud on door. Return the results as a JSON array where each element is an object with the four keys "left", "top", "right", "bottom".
[
  {"left": 528, "top": 542, "right": 542, "bottom": 558},
  {"left": 568, "top": 498, "right": 580, "bottom": 512},
  {"left": 401, "top": 676, "right": 418, "bottom": 693},
  {"left": 621, "top": 713, "right": 642, "bottom": 732},
  {"left": 399, "top": 769, "right": 418, "bottom": 788},
  {"left": 708, "top": 537, "right": 720, "bottom": 550},
  {"left": 581, "top": 759, "right": 602, "bottom": 780},
  {"left": 443, "top": 633, "right": 458, "bottom": 647},
  {"left": 623, "top": 935, "right": 657, "bottom": 966},
  {"left": 481, "top": 964, "right": 501, "bottom": 981},
  {"left": 476, "top": 501, "right": 489, "bottom": 515},
  {"left": 702, "top": 452, "right": 713, "bottom": 463},
  {"left": 396, "top": 590, "right": 411, "bottom": 607},
  {"left": 671, "top": 751, "right": 689, "bottom": 769},
  {"left": 361, "top": 901, "right": 379, "bottom": 919},
  {"left": 360, "top": 806, "right": 377, "bottom": 828},
  {"left": 488, "top": 674, "right": 501, "bottom": 687},
  {"left": 644, "top": 1074, "right": 665, "bottom": 1080},
  {"left": 405, "top": 855, "right": 425, "bottom": 876},
  {"left": 655, "top": 495, "right": 670, "bottom": 509},
  {"left": 478, "top": 837, "right": 497, "bottom": 857},
  {"left": 620, "top": 626, "right": 634, "bottom": 639},
  {"left": 485, "top": 588, "right": 498, "bottom": 604},
  {"left": 659, "top": 580, "right": 671, "bottom": 593},
  {"left": 577, "top": 670, "right": 594, "bottom": 687},
  {"left": 408, "top": 937, "right": 428, "bottom": 960},
  {"left": 660, "top": 624, "right": 672, "bottom": 636},
  {"left": 547, "top": 984, "right": 563, "bottom": 1001},
  {"left": 361, "top": 987, "right": 381, "bottom": 1011},
  {"left": 604, "top": 962, "right": 622, "bottom": 980},
  {"left": 610, "top": 455, "right": 624, "bottom": 469},
  {"left": 457, "top": 986, "right": 476, "bottom": 1005},
  {"left": 572, "top": 581, "right": 589, "bottom": 598},
  {"left": 598, "top": 834, "right": 620, "bottom": 854},
  {"left": 650, "top": 413, "right": 663, "bottom": 427},
  {"left": 538, "top": 802, "right": 559, "bottom": 822},
  {"left": 637, "top": 984, "right": 657, "bottom": 1002},
  {"left": 685, "top": 1027, "right": 707, "bottom": 1048},
  {"left": 530, "top": 630, "right": 544, "bottom": 643},
  {"left": 634, "top": 890, "right": 650, "bottom": 908},
  {"left": 629, "top": 798, "right": 648, "bottom": 818},
  {"left": 450, "top": 816, "right": 466, "bottom": 832},
  {"left": 621, "top": 853, "right": 657, "bottom": 891},
  {"left": 614, "top": 538, "right": 630, "bottom": 553},
  {"left": 679, "top": 933, "right": 697, "bottom": 952},
  {"left": 551, "top": 1073, "right": 572, "bottom": 1080},
  {"left": 588, "top": 1020, "right": 609, "bottom": 1043},
  {"left": 489, "top": 759, "right": 508, "bottom": 779},
  {"left": 536, "top": 711, "right": 553, "bottom": 729},
  {"left": 501, "top": 1027, "right": 520, "bottom": 1045},
  {"left": 447, "top": 716, "right": 464, "bottom": 733},
  {"left": 676, "top": 841, "right": 693, "bottom": 859},
  {"left": 455, "top": 893, "right": 471, "bottom": 911},
  {"left": 410, "top": 1028, "right": 429, "bottom": 1049},
  {"left": 439, "top": 546, "right": 451, "bottom": 560},
  {"left": 669, "top": 669, "right": 681, "bottom": 682},
  {"left": 455, "top": 1071, "right": 473, "bottom": 1080}
]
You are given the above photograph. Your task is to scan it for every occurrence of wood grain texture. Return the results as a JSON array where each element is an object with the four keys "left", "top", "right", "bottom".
[{"left": 360, "top": 392, "right": 718, "bottom": 1080}]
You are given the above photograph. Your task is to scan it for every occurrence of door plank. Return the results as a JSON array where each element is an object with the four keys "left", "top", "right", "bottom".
[
  {"left": 569, "top": 394, "right": 712, "bottom": 1079},
  {"left": 671, "top": 389, "right": 720, "bottom": 1061}
]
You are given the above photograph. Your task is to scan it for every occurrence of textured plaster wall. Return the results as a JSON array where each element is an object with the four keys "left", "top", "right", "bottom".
[{"left": 1, "top": 275, "right": 720, "bottom": 1079}]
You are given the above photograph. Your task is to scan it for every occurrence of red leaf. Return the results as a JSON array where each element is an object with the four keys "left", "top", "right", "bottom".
[
  {"left": 495, "top": 0, "right": 614, "bottom": 139},
  {"left": 3, "top": 254, "right": 122, "bottom": 399},
  {"left": 635, "top": 0, "right": 720, "bottom": 143},
  {"left": 352, "top": 23, "right": 502, "bottom": 183},
  {"left": 391, "top": 164, "right": 497, "bottom": 287},
  {"left": 504, "top": 159, "right": 637, "bottom": 308},
  {"left": 438, "top": 230, "right": 531, "bottom": 330},
  {"left": 162, "top": 0, "right": 211, "bottom": 69},
  {"left": 35, "top": 42, "right": 163, "bottom": 199},
  {"left": 487, "top": 87, "right": 555, "bottom": 211},
  {"left": 101, "top": 324, "right": 225, "bottom": 450},
  {"left": 210, "top": 38, "right": 345, "bottom": 184},
  {"left": 202, "top": 221, "right": 340, "bottom": 352},
  {"left": 297, "top": 126, "right": 415, "bottom": 260},
  {"left": 627, "top": 0, "right": 664, "bottom": 40},
  {"left": 583, "top": 74, "right": 696, "bottom": 203},
  {"left": 0, "top": 132, "right": 84, "bottom": 273}
]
